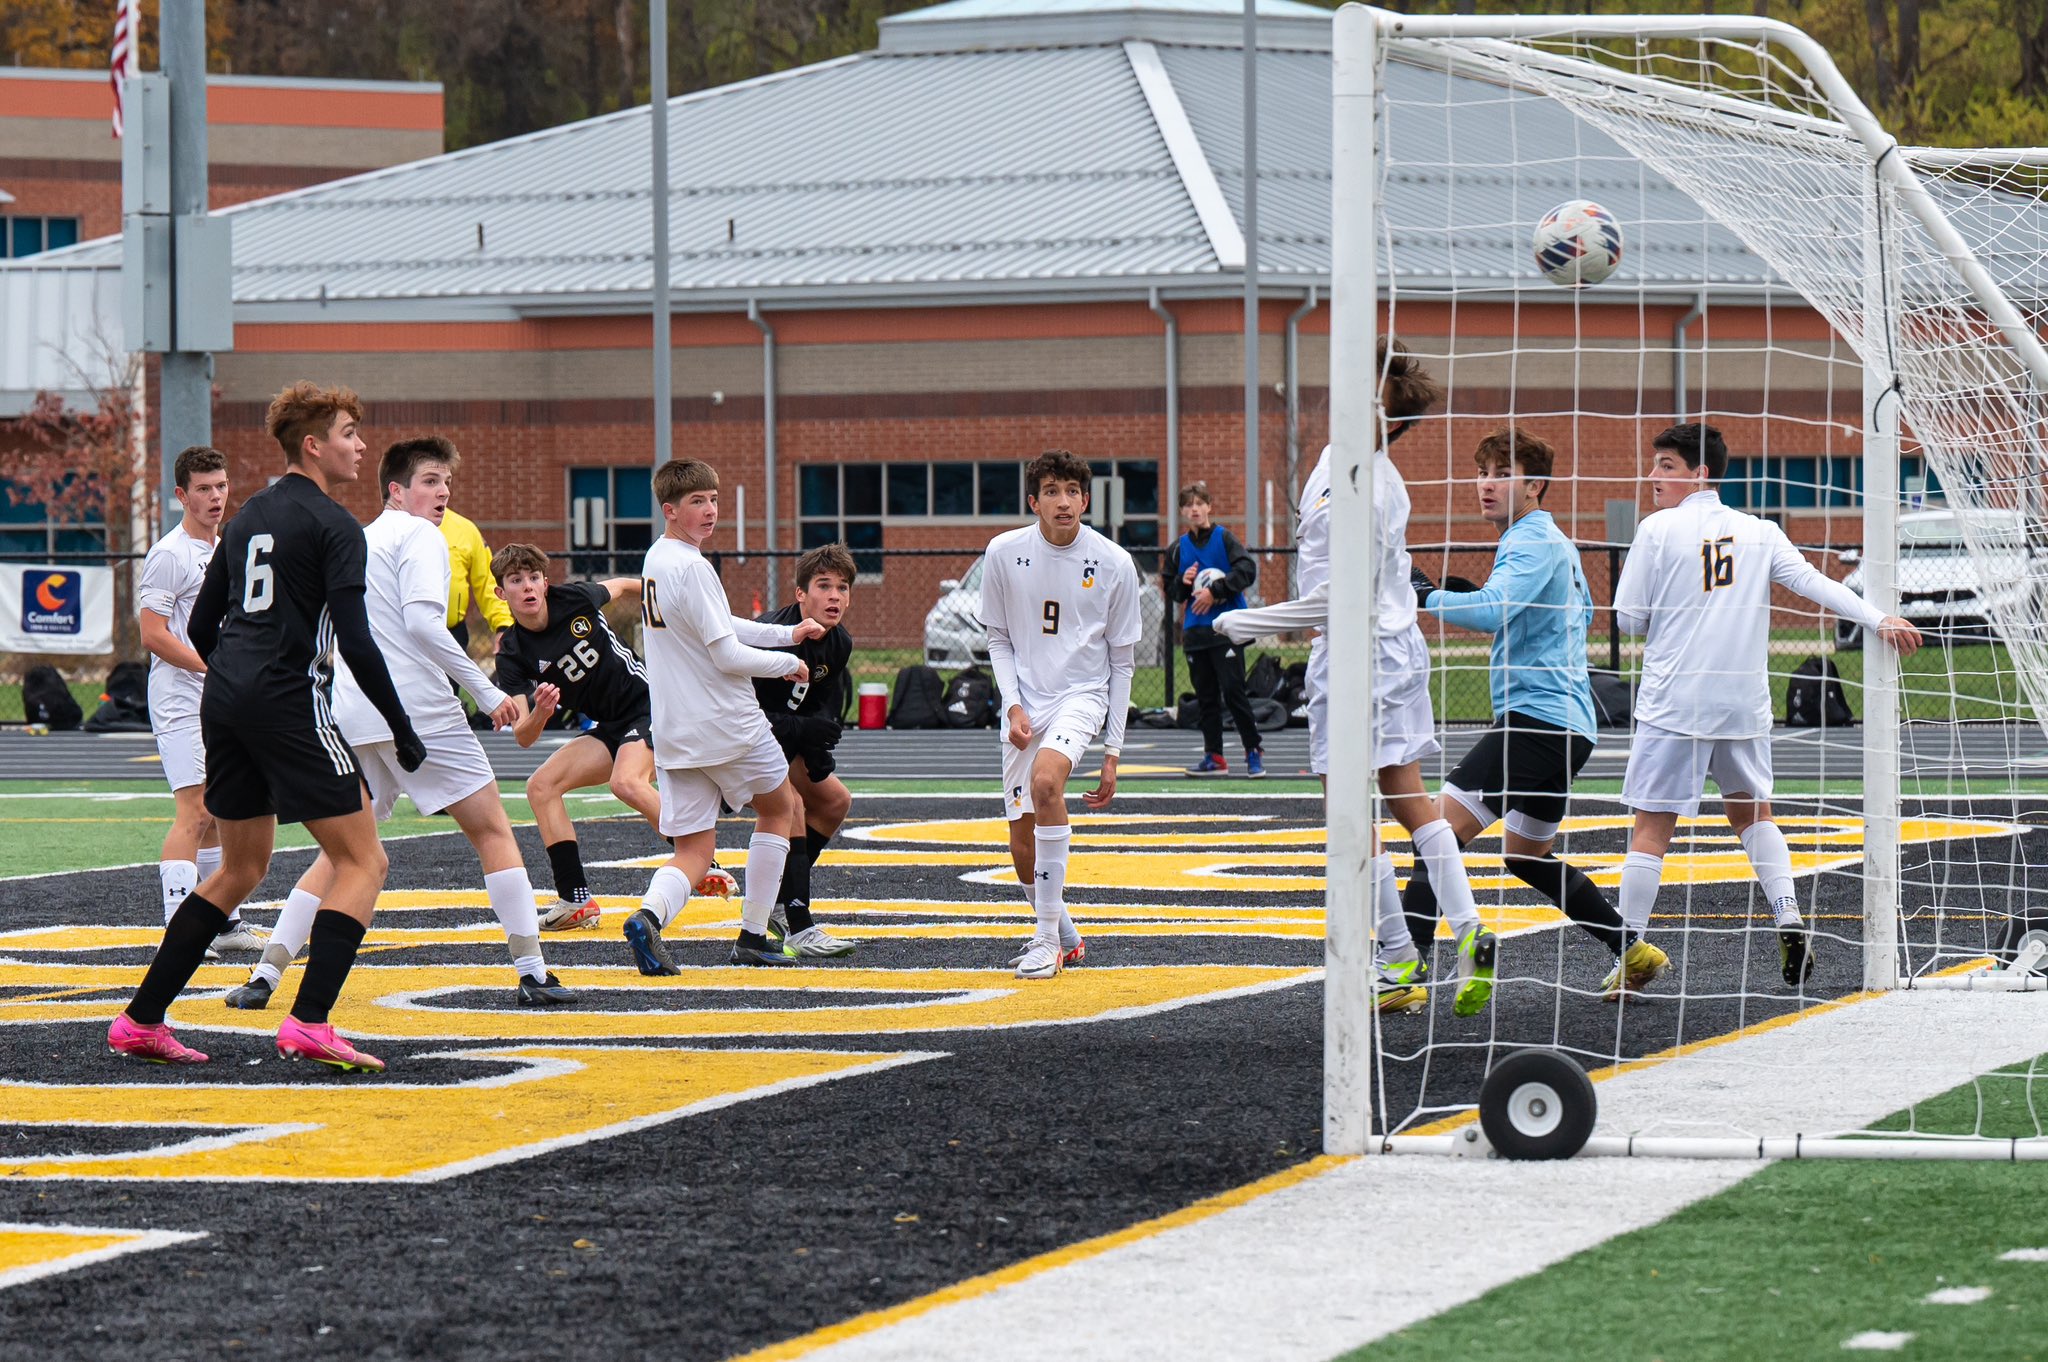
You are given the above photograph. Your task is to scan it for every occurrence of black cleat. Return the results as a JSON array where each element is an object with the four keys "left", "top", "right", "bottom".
[
  {"left": 729, "top": 943, "right": 796, "bottom": 967},
  {"left": 223, "top": 976, "right": 275, "bottom": 1010},
  {"left": 623, "top": 909, "right": 679, "bottom": 976},
  {"left": 517, "top": 972, "right": 577, "bottom": 1006},
  {"left": 1779, "top": 926, "right": 1817, "bottom": 987}
]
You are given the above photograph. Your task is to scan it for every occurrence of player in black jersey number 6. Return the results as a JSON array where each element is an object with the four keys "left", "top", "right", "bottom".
[{"left": 107, "top": 382, "right": 425, "bottom": 1073}]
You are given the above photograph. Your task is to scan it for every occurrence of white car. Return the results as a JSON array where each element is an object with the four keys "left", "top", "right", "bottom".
[
  {"left": 924, "top": 555, "right": 1167, "bottom": 668},
  {"left": 1835, "top": 505, "right": 2044, "bottom": 647}
]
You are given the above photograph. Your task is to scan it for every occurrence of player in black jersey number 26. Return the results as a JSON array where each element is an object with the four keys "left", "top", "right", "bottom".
[{"left": 108, "top": 382, "right": 425, "bottom": 1073}]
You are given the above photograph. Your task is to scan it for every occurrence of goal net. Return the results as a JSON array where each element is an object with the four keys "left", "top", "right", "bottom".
[{"left": 1323, "top": 9, "right": 2048, "bottom": 1159}]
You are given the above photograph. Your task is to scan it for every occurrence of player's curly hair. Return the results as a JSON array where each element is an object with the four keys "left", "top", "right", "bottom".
[
  {"left": 490, "top": 543, "right": 552, "bottom": 586},
  {"left": 1473, "top": 427, "right": 1557, "bottom": 498},
  {"left": 796, "top": 542, "right": 858, "bottom": 590},
  {"left": 173, "top": 445, "right": 227, "bottom": 490},
  {"left": 1025, "top": 449, "right": 1091, "bottom": 501},
  {"left": 653, "top": 459, "right": 718, "bottom": 506},
  {"left": 266, "top": 381, "right": 364, "bottom": 465},
  {"left": 1378, "top": 338, "right": 1443, "bottom": 422}
]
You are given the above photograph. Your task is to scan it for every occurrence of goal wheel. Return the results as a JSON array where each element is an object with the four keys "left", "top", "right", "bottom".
[
  {"left": 1477, "top": 1049, "right": 1597, "bottom": 1161},
  {"left": 1998, "top": 907, "right": 2048, "bottom": 975}
]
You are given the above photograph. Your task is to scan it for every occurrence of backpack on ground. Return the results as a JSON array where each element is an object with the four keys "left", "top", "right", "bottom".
[
  {"left": 1784, "top": 656, "right": 1856, "bottom": 728},
  {"left": 939, "top": 666, "right": 998, "bottom": 729},
  {"left": 1245, "top": 652, "right": 1285, "bottom": 701},
  {"left": 21, "top": 665, "right": 82, "bottom": 731},
  {"left": 887, "top": 664, "right": 947, "bottom": 730},
  {"left": 1588, "top": 670, "right": 1633, "bottom": 729},
  {"left": 84, "top": 661, "right": 152, "bottom": 733},
  {"left": 1279, "top": 660, "right": 1309, "bottom": 713},
  {"left": 1249, "top": 697, "right": 1288, "bottom": 732}
]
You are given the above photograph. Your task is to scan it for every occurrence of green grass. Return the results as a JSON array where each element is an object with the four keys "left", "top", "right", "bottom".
[{"left": 1341, "top": 1060, "right": 2048, "bottom": 1362}]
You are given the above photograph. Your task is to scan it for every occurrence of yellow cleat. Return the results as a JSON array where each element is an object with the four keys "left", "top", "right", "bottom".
[{"left": 1602, "top": 939, "right": 1670, "bottom": 1001}]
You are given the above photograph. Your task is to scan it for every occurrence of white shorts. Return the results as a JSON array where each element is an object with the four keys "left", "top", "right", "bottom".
[
  {"left": 155, "top": 723, "right": 205, "bottom": 793},
  {"left": 657, "top": 733, "right": 790, "bottom": 838},
  {"left": 1306, "top": 629, "right": 1440, "bottom": 776},
  {"left": 357, "top": 723, "right": 496, "bottom": 820},
  {"left": 1002, "top": 692, "right": 1108, "bottom": 821},
  {"left": 1621, "top": 724, "right": 1774, "bottom": 816}
]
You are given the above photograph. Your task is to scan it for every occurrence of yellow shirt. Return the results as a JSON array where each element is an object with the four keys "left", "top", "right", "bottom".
[{"left": 441, "top": 507, "right": 512, "bottom": 632}]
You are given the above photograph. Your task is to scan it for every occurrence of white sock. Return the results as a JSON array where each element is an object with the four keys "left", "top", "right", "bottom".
[
  {"left": 255, "top": 887, "right": 322, "bottom": 987},
  {"left": 640, "top": 865, "right": 691, "bottom": 929},
  {"left": 1032, "top": 825, "right": 1072, "bottom": 947},
  {"left": 1410, "top": 820, "right": 1480, "bottom": 938},
  {"left": 1619, "top": 851, "right": 1663, "bottom": 937},
  {"left": 1738, "top": 822, "right": 1802, "bottom": 926},
  {"left": 160, "top": 859, "right": 197, "bottom": 927},
  {"left": 1373, "top": 852, "right": 1416, "bottom": 958},
  {"left": 485, "top": 867, "right": 546, "bottom": 979},
  {"left": 192, "top": 845, "right": 238, "bottom": 926},
  {"left": 741, "top": 833, "right": 792, "bottom": 937}
]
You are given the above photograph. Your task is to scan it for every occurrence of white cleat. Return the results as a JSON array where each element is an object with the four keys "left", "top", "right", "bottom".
[
  {"left": 539, "top": 897, "right": 603, "bottom": 931},
  {"left": 211, "top": 922, "right": 268, "bottom": 953},
  {"left": 1014, "top": 940, "right": 1062, "bottom": 980},
  {"left": 782, "top": 925, "right": 856, "bottom": 959}
]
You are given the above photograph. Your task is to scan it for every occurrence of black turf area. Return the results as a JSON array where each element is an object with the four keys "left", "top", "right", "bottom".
[{"left": 1, "top": 793, "right": 2040, "bottom": 1360}]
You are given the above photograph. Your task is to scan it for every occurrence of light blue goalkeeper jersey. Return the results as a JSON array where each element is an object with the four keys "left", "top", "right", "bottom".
[{"left": 1423, "top": 508, "right": 1597, "bottom": 740}]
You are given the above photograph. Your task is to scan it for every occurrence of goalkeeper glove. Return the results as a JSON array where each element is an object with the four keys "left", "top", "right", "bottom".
[
  {"left": 1411, "top": 565, "right": 1439, "bottom": 610},
  {"left": 392, "top": 718, "right": 427, "bottom": 773}
]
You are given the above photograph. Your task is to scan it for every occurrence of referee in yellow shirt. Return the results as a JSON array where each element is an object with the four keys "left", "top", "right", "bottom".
[{"left": 443, "top": 505, "right": 512, "bottom": 650}]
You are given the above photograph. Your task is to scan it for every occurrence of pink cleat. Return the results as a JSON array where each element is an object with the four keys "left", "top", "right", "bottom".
[
  {"left": 107, "top": 1013, "right": 209, "bottom": 1065},
  {"left": 1061, "top": 937, "right": 1087, "bottom": 969},
  {"left": 276, "top": 1017, "right": 385, "bottom": 1073}
]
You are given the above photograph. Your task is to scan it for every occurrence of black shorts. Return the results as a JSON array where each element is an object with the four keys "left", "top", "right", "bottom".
[
  {"left": 1443, "top": 711, "right": 1593, "bottom": 828},
  {"left": 202, "top": 711, "right": 366, "bottom": 825},
  {"left": 585, "top": 713, "right": 654, "bottom": 758},
  {"left": 767, "top": 711, "right": 841, "bottom": 782}
]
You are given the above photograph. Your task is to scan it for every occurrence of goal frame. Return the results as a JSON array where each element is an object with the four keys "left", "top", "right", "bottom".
[{"left": 1324, "top": 3, "right": 2048, "bottom": 1158}]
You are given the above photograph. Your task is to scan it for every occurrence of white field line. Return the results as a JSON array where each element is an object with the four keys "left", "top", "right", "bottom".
[
  {"left": 1842, "top": 1331, "right": 1916, "bottom": 1351},
  {"left": 791, "top": 990, "right": 2048, "bottom": 1362}
]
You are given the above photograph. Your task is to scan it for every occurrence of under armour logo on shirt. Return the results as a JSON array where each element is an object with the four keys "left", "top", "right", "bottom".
[{"left": 1016, "top": 556, "right": 1031, "bottom": 567}]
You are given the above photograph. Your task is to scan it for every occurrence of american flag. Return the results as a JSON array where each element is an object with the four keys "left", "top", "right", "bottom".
[{"left": 110, "top": 0, "right": 140, "bottom": 138}]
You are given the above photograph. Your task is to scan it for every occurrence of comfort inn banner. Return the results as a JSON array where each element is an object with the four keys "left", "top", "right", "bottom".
[{"left": 1, "top": 566, "right": 114, "bottom": 655}]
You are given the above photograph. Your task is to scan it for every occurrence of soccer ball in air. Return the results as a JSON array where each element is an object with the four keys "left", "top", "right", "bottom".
[{"left": 1532, "top": 200, "right": 1623, "bottom": 288}]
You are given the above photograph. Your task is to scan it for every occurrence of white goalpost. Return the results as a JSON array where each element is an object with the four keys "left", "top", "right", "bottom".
[{"left": 1325, "top": 4, "right": 2048, "bottom": 1160}]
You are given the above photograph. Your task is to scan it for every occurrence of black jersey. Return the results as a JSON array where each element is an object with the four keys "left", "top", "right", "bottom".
[
  {"left": 496, "top": 581, "right": 651, "bottom": 722},
  {"left": 189, "top": 471, "right": 385, "bottom": 729},
  {"left": 752, "top": 601, "right": 852, "bottom": 719}
]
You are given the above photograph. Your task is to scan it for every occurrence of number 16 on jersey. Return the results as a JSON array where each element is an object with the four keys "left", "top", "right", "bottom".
[{"left": 1700, "top": 536, "right": 1734, "bottom": 592}]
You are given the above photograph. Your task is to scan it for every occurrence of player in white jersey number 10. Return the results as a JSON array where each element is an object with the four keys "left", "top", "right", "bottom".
[
  {"left": 1612, "top": 422, "right": 1922, "bottom": 988},
  {"left": 979, "top": 450, "right": 1144, "bottom": 980}
]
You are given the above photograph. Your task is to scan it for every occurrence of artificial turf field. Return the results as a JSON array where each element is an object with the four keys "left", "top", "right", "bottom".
[{"left": 1, "top": 776, "right": 2045, "bottom": 1360}]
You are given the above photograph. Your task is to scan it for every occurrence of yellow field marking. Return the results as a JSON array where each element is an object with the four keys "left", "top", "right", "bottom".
[
  {"left": 0, "top": 1223, "right": 207, "bottom": 1291},
  {"left": 0, "top": 1046, "right": 924, "bottom": 1182},
  {"left": 0, "top": 961, "right": 1315, "bottom": 1041},
  {"left": 728, "top": 1153, "right": 1353, "bottom": 1362}
]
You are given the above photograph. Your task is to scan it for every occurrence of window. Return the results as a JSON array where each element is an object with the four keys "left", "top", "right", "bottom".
[
  {"left": 800, "top": 465, "right": 884, "bottom": 576},
  {"left": 1721, "top": 455, "right": 1944, "bottom": 513},
  {"left": 1, "top": 216, "right": 81, "bottom": 259},
  {"left": 0, "top": 484, "right": 107, "bottom": 559},
  {"left": 566, "top": 466, "right": 653, "bottom": 576}
]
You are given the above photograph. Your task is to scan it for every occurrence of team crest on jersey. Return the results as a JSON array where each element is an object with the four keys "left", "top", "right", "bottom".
[
  {"left": 1081, "top": 558, "right": 1098, "bottom": 588},
  {"left": 571, "top": 617, "right": 591, "bottom": 639},
  {"left": 813, "top": 664, "right": 830, "bottom": 679}
]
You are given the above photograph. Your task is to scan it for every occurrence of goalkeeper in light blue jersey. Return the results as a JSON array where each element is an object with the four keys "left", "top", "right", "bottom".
[{"left": 1403, "top": 426, "right": 1666, "bottom": 1001}]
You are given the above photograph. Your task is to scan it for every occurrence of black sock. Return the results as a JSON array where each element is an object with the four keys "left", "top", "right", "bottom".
[
  {"left": 128, "top": 892, "right": 229, "bottom": 1025},
  {"left": 1402, "top": 858, "right": 1442, "bottom": 968},
  {"left": 736, "top": 929, "right": 771, "bottom": 951},
  {"left": 545, "top": 839, "right": 587, "bottom": 902},
  {"left": 776, "top": 828, "right": 816, "bottom": 930},
  {"left": 1503, "top": 853, "right": 1626, "bottom": 956},
  {"left": 291, "top": 910, "right": 369, "bottom": 1025}
]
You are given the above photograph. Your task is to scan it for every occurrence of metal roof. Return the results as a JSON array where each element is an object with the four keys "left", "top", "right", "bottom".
[{"left": 13, "top": 0, "right": 1802, "bottom": 324}]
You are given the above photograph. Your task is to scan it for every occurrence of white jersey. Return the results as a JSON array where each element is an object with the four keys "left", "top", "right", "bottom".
[
  {"left": 136, "top": 523, "right": 215, "bottom": 731},
  {"left": 978, "top": 523, "right": 1142, "bottom": 716},
  {"left": 1294, "top": 444, "right": 1417, "bottom": 638},
  {"left": 1614, "top": 490, "right": 1885, "bottom": 739},
  {"left": 334, "top": 508, "right": 468, "bottom": 741},
  {"left": 640, "top": 534, "right": 795, "bottom": 769}
]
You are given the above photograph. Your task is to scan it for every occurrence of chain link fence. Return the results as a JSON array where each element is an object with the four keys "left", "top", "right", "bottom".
[{"left": 2, "top": 536, "right": 2019, "bottom": 728}]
